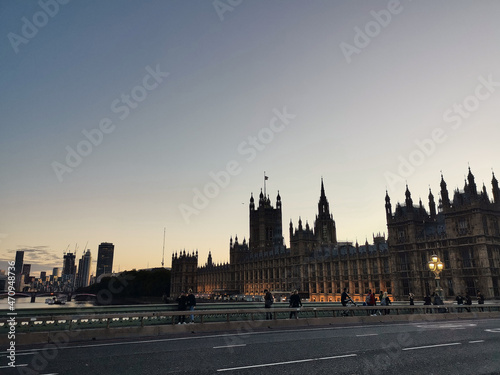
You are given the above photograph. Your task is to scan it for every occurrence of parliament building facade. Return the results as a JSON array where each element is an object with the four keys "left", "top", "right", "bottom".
[{"left": 171, "top": 168, "right": 500, "bottom": 302}]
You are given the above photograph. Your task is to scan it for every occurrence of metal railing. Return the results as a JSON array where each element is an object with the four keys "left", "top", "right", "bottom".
[{"left": 1, "top": 304, "right": 499, "bottom": 333}]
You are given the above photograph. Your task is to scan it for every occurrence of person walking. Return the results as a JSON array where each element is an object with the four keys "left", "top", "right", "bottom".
[
  {"left": 409, "top": 293, "right": 414, "bottom": 305},
  {"left": 187, "top": 289, "right": 196, "bottom": 323},
  {"left": 424, "top": 294, "right": 432, "bottom": 314},
  {"left": 341, "top": 288, "right": 353, "bottom": 317},
  {"left": 264, "top": 289, "right": 274, "bottom": 320},
  {"left": 456, "top": 293, "right": 464, "bottom": 313},
  {"left": 366, "top": 289, "right": 376, "bottom": 316},
  {"left": 384, "top": 292, "right": 391, "bottom": 315},
  {"left": 477, "top": 290, "right": 485, "bottom": 311},
  {"left": 176, "top": 291, "right": 187, "bottom": 324},
  {"left": 465, "top": 292, "right": 472, "bottom": 312},
  {"left": 289, "top": 290, "right": 302, "bottom": 319}
]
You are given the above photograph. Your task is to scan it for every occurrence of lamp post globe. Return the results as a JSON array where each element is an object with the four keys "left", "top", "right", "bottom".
[{"left": 428, "top": 254, "right": 444, "bottom": 301}]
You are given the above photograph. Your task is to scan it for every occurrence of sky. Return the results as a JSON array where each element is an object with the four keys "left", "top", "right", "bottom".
[{"left": 1, "top": 0, "right": 500, "bottom": 278}]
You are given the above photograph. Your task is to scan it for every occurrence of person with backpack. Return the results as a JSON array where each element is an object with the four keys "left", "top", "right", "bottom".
[
  {"left": 366, "top": 289, "right": 376, "bottom": 316},
  {"left": 289, "top": 290, "right": 302, "bottom": 319},
  {"left": 176, "top": 291, "right": 187, "bottom": 324}
]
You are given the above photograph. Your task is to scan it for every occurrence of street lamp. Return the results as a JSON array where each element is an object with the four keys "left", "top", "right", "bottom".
[{"left": 428, "top": 254, "right": 444, "bottom": 301}]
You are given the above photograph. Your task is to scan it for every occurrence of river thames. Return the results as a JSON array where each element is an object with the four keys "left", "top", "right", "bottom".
[{"left": 0, "top": 296, "right": 95, "bottom": 310}]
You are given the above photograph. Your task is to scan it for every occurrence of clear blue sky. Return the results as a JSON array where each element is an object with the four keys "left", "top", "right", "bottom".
[{"left": 1, "top": 0, "right": 500, "bottom": 277}]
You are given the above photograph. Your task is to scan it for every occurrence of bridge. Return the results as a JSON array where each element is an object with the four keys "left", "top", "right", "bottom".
[
  {"left": 1, "top": 302, "right": 499, "bottom": 347},
  {"left": 0, "top": 291, "right": 97, "bottom": 304}
]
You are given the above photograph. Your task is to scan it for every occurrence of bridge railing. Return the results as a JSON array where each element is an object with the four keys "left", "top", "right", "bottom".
[{"left": 1, "top": 304, "right": 499, "bottom": 333}]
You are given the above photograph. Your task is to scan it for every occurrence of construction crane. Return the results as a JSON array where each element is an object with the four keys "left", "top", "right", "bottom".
[{"left": 161, "top": 227, "right": 165, "bottom": 267}]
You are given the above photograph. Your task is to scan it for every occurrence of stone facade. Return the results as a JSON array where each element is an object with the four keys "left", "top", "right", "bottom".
[{"left": 171, "top": 169, "right": 500, "bottom": 301}]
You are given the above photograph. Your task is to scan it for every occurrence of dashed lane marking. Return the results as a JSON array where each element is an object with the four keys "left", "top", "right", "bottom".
[{"left": 217, "top": 353, "right": 357, "bottom": 372}]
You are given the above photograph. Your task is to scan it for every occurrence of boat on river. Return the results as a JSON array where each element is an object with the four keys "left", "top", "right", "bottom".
[{"left": 45, "top": 296, "right": 67, "bottom": 305}]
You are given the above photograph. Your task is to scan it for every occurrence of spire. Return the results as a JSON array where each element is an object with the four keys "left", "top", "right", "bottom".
[
  {"left": 482, "top": 183, "right": 489, "bottom": 201},
  {"left": 440, "top": 173, "right": 450, "bottom": 209},
  {"left": 467, "top": 166, "right": 477, "bottom": 196},
  {"left": 317, "top": 178, "right": 330, "bottom": 217},
  {"left": 428, "top": 187, "right": 436, "bottom": 218},
  {"left": 385, "top": 190, "right": 392, "bottom": 219},
  {"left": 405, "top": 184, "right": 413, "bottom": 208},
  {"left": 492, "top": 171, "right": 500, "bottom": 204}
]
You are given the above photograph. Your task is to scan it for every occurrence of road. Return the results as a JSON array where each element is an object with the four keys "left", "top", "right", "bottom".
[{"left": 2, "top": 317, "right": 500, "bottom": 374}]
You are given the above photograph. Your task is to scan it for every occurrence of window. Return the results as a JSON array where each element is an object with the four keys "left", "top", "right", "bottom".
[
  {"left": 399, "top": 253, "right": 410, "bottom": 271},
  {"left": 447, "top": 279, "right": 454, "bottom": 296},
  {"left": 465, "top": 278, "right": 476, "bottom": 297},
  {"left": 493, "top": 278, "right": 500, "bottom": 297},
  {"left": 402, "top": 278, "right": 410, "bottom": 296},
  {"left": 483, "top": 216, "right": 489, "bottom": 235},
  {"left": 443, "top": 250, "right": 451, "bottom": 269},
  {"left": 462, "top": 248, "right": 475, "bottom": 268},
  {"left": 421, "top": 253, "right": 428, "bottom": 270},
  {"left": 383, "top": 258, "right": 390, "bottom": 274},
  {"left": 372, "top": 261, "right": 378, "bottom": 275},
  {"left": 361, "top": 260, "right": 368, "bottom": 275},
  {"left": 458, "top": 218, "right": 469, "bottom": 235}
]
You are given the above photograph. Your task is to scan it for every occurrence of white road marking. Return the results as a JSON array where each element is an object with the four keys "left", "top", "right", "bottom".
[
  {"left": 485, "top": 328, "right": 500, "bottom": 333},
  {"left": 217, "top": 353, "right": 357, "bottom": 372},
  {"left": 356, "top": 333, "right": 379, "bottom": 337},
  {"left": 416, "top": 323, "right": 476, "bottom": 329},
  {"left": 469, "top": 340, "right": 484, "bottom": 343},
  {"left": 0, "top": 352, "right": 36, "bottom": 357},
  {"left": 402, "top": 342, "right": 461, "bottom": 351},
  {"left": 0, "top": 364, "right": 28, "bottom": 369},
  {"left": 213, "top": 344, "right": 246, "bottom": 349}
]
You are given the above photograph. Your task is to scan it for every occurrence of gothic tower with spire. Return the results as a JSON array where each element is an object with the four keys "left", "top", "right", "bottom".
[{"left": 314, "top": 178, "right": 337, "bottom": 245}]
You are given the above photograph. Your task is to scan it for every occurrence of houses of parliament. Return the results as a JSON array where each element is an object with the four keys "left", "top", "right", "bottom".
[{"left": 171, "top": 168, "right": 500, "bottom": 302}]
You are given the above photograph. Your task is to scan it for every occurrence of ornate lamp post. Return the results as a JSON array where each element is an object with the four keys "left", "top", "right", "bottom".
[{"left": 428, "top": 254, "right": 444, "bottom": 300}]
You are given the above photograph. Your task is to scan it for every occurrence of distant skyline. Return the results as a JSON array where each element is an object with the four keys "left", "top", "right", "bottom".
[{"left": 1, "top": 1, "right": 500, "bottom": 277}]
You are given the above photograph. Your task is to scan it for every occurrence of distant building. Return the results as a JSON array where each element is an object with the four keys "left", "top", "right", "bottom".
[
  {"left": 21, "top": 264, "right": 31, "bottom": 284},
  {"left": 172, "top": 169, "right": 500, "bottom": 301},
  {"left": 386, "top": 168, "right": 500, "bottom": 300},
  {"left": 76, "top": 249, "right": 92, "bottom": 288},
  {"left": 172, "top": 179, "right": 391, "bottom": 302},
  {"left": 40, "top": 271, "right": 46, "bottom": 282},
  {"left": 52, "top": 267, "right": 60, "bottom": 277},
  {"left": 0, "top": 274, "right": 7, "bottom": 292},
  {"left": 14, "top": 250, "right": 24, "bottom": 291},
  {"left": 62, "top": 252, "right": 77, "bottom": 289},
  {"left": 96, "top": 243, "right": 114, "bottom": 278}
]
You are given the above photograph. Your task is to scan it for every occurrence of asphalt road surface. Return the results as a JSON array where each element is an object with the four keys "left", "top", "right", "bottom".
[{"left": 2, "top": 317, "right": 500, "bottom": 374}]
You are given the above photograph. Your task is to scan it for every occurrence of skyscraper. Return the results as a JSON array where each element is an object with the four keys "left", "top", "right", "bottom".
[
  {"left": 96, "top": 242, "right": 114, "bottom": 278},
  {"left": 76, "top": 249, "right": 92, "bottom": 288},
  {"left": 21, "top": 264, "right": 31, "bottom": 284},
  {"left": 62, "top": 252, "right": 77, "bottom": 288},
  {"left": 14, "top": 250, "right": 24, "bottom": 291}
]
